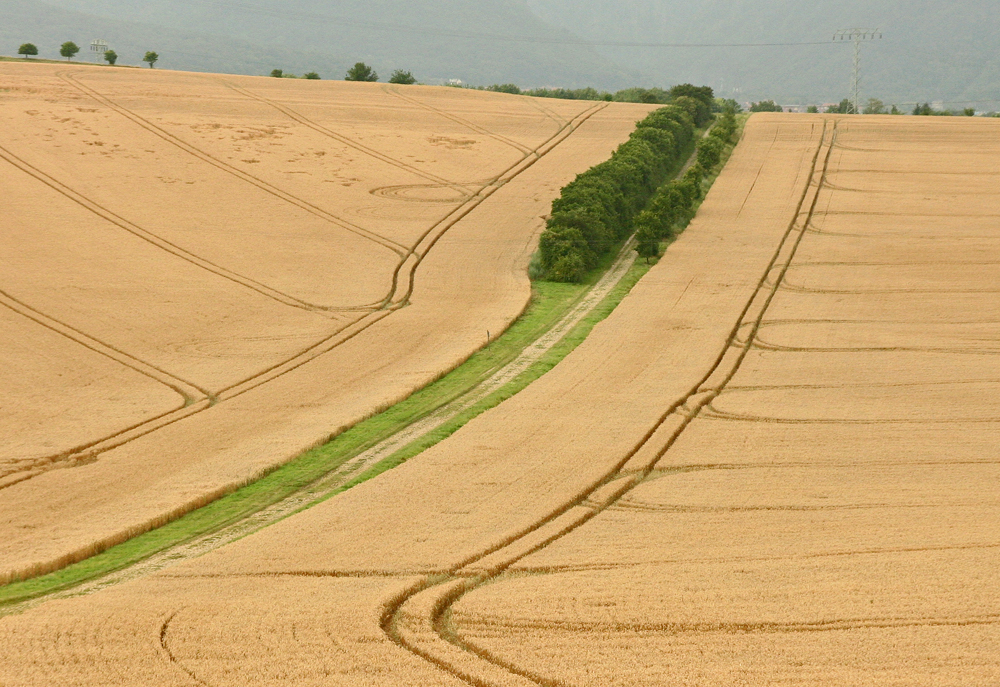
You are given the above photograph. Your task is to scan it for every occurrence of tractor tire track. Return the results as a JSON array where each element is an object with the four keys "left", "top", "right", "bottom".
[
  {"left": 59, "top": 70, "right": 409, "bottom": 256},
  {"left": 0, "top": 100, "right": 612, "bottom": 581},
  {"left": 1, "top": 89, "right": 593, "bottom": 486},
  {"left": 0, "top": 106, "right": 660, "bottom": 614},
  {"left": 0, "top": 141, "right": 349, "bottom": 314},
  {"left": 381, "top": 102, "right": 608, "bottom": 311},
  {"left": 379, "top": 120, "right": 839, "bottom": 687},
  {"left": 0, "top": 99, "right": 602, "bottom": 489},
  {"left": 220, "top": 80, "right": 473, "bottom": 196},
  {"left": 0, "top": 289, "right": 208, "bottom": 403},
  {"left": 383, "top": 85, "right": 535, "bottom": 156}
]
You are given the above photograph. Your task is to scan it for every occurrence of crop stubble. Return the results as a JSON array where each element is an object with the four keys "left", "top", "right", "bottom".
[
  {"left": 3, "top": 114, "right": 997, "bottom": 684},
  {"left": 0, "top": 62, "right": 655, "bottom": 585}
]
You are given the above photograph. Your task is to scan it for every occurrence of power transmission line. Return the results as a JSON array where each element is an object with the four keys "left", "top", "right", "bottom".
[
  {"left": 196, "top": 0, "right": 837, "bottom": 49},
  {"left": 833, "top": 29, "right": 882, "bottom": 114}
]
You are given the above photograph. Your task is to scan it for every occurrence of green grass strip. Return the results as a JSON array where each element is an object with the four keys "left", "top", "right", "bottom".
[
  {"left": 0, "top": 116, "right": 746, "bottom": 609},
  {"left": 0, "top": 249, "right": 617, "bottom": 606}
]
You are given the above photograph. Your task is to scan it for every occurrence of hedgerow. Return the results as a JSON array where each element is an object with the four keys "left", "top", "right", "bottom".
[
  {"left": 634, "top": 110, "right": 739, "bottom": 262},
  {"left": 538, "top": 105, "right": 697, "bottom": 282}
]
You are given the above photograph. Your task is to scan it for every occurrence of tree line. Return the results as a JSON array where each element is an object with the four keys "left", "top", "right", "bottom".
[
  {"left": 633, "top": 109, "right": 738, "bottom": 262},
  {"left": 17, "top": 42, "right": 158, "bottom": 67},
  {"left": 534, "top": 85, "right": 719, "bottom": 283},
  {"left": 266, "top": 63, "right": 417, "bottom": 83}
]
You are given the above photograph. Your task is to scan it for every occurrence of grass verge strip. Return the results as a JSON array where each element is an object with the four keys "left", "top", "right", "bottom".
[{"left": 0, "top": 115, "right": 745, "bottom": 610}]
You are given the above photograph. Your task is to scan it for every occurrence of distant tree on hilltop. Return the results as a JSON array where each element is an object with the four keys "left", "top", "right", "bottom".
[
  {"left": 345, "top": 62, "right": 378, "bottom": 82},
  {"left": 303, "top": 72, "right": 321, "bottom": 80},
  {"left": 749, "top": 100, "right": 782, "bottom": 112},
  {"left": 104, "top": 50, "right": 117, "bottom": 65},
  {"left": 60, "top": 41, "right": 80, "bottom": 60},
  {"left": 389, "top": 70, "right": 417, "bottom": 84},
  {"left": 826, "top": 99, "right": 854, "bottom": 114},
  {"left": 143, "top": 51, "right": 158, "bottom": 68},
  {"left": 18, "top": 43, "right": 38, "bottom": 59},
  {"left": 270, "top": 68, "right": 283, "bottom": 78},
  {"left": 863, "top": 98, "right": 887, "bottom": 114}
]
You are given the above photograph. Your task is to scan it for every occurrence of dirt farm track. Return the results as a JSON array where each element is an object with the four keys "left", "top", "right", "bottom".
[
  {"left": 0, "top": 62, "right": 655, "bottom": 586},
  {"left": 3, "top": 62, "right": 1000, "bottom": 685}
]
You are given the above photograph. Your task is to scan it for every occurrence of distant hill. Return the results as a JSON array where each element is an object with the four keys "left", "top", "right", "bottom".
[
  {"left": 6, "top": 0, "right": 998, "bottom": 109},
  {"left": 2, "top": 0, "right": 633, "bottom": 87},
  {"left": 526, "top": 0, "right": 1000, "bottom": 109}
]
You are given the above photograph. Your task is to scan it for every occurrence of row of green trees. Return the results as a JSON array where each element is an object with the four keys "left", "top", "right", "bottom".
[
  {"left": 343, "top": 63, "right": 416, "bottom": 84},
  {"left": 634, "top": 110, "right": 739, "bottom": 262},
  {"left": 18, "top": 42, "right": 156, "bottom": 67},
  {"left": 270, "top": 69, "right": 320, "bottom": 80},
  {"left": 482, "top": 83, "right": 718, "bottom": 112},
  {"left": 755, "top": 98, "right": 983, "bottom": 116},
  {"left": 536, "top": 88, "right": 716, "bottom": 282}
]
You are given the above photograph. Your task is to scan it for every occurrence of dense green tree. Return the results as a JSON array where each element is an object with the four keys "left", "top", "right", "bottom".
[
  {"left": 716, "top": 98, "right": 741, "bottom": 114},
  {"left": 708, "top": 111, "right": 737, "bottom": 144},
  {"left": 539, "top": 225, "right": 590, "bottom": 282},
  {"left": 696, "top": 137, "right": 723, "bottom": 169},
  {"left": 913, "top": 102, "right": 933, "bottom": 115},
  {"left": 104, "top": 49, "right": 117, "bottom": 65},
  {"left": 389, "top": 70, "right": 416, "bottom": 84},
  {"left": 749, "top": 100, "right": 782, "bottom": 112},
  {"left": 806, "top": 105, "right": 819, "bottom": 113},
  {"left": 669, "top": 83, "right": 714, "bottom": 108},
  {"left": 964, "top": 107, "right": 976, "bottom": 116},
  {"left": 270, "top": 68, "right": 283, "bottom": 78},
  {"left": 345, "top": 62, "right": 378, "bottom": 82},
  {"left": 18, "top": 43, "right": 38, "bottom": 58},
  {"left": 613, "top": 87, "right": 669, "bottom": 104},
  {"left": 304, "top": 72, "right": 321, "bottom": 80},
  {"left": 59, "top": 41, "right": 80, "bottom": 60},
  {"left": 143, "top": 51, "right": 158, "bottom": 68},
  {"left": 863, "top": 98, "right": 887, "bottom": 114},
  {"left": 634, "top": 221, "right": 660, "bottom": 262},
  {"left": 673, "top": 95, "right": 711, "bottom": 126},
  {"left": 826, "top": 99, "right": 853, "bottom": 114}
]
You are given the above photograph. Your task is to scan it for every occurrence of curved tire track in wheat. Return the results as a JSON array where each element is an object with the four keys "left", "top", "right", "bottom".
[
  {"left": 378, "top": 120, "right": 838, "bottom": 687},
  {"left": 60, "top": 71, "right": 409, "bottom": 257},
  {"left": 220, "top": 79, "right": 474, "bottom": 196},
  {"left": 0, "top": 140, "right": 346, "bottom": 314},
  {"left": 0, "top": 94, "right": 611, "bottom": 585}
]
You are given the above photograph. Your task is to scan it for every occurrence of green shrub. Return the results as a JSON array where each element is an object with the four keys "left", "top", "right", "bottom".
[
  {"left": 389, "top": 70, "right": 416, "bottom": 84},
  {"left": 345, "top": 62, "right": 378, "bottom": 82},
  {"left": 697, "top": 136, "right": 723, "bottom": 169}
]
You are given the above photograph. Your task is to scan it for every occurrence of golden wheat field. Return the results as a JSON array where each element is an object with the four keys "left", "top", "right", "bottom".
[
  {"left": 0, "top": 62, "right": 660, "bottom": 586},
  {"left": 3, "top": 112, "right": 997, "bottom": 685}
]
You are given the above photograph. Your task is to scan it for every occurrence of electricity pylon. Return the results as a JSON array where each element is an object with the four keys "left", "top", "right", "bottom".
[{"left": 833, "top": 29, "right": 882, "bottom": 114}]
